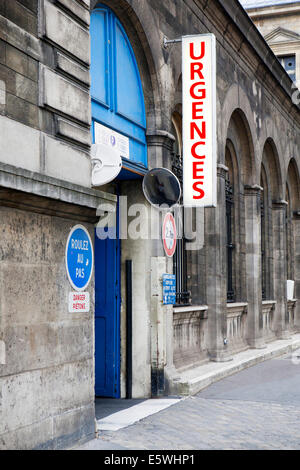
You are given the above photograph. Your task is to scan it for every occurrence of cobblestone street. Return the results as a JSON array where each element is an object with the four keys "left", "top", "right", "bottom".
[{"left": 79, "top": 353, "right": 300, "bottom": 450}]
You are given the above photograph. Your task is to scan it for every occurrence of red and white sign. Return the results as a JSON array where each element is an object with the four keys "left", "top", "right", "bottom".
[
  {"left": 68, "top": 292, "right": 90, "bottom": 313},
  {"left": 162, "top": 213, "right": 177, "bottom": 258},
  {"left": 182, "top": 34, "right": 217, "bottom": 207}
]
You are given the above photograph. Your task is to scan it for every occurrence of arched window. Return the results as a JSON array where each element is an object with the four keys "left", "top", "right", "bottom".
[
  {"left": 90, "top": 5, "right": 147, "bottom": 174},
  {"left": 285, "top": 159, "right": 300, "bottom": 307},
  {"left": 225, "top": 146, "right": 235, "bottom": 302},
  {"left": 286, "top": 184, "right": 293, "bottom": 281},
  {"left": 260, "top": 167, "right": 269, "bottom": 300}
]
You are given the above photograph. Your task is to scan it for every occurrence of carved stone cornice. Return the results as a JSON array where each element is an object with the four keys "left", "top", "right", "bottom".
[
  {"left": 272, "top": 200, "right": 288, "bottom": 210},
  {"left": 244, "top": 184, "right": 263, "bottom": 196},
  {"left": 217, "top": 163, "right": 229, "bottom": 179},
  {"left": 146, "top": 130, "right": 176, "bottom": 151}
]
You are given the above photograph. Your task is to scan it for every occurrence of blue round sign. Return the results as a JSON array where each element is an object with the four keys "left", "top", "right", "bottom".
[{"left": 65, "top": 225, "right": 94, "bottom": 292}]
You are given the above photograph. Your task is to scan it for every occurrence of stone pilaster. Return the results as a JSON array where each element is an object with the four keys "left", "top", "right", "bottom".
[
  {"left": 206, "top": 164, "right": 231, "bottom": 361},
  {"left": 146, "top": 130, "right": 176, "bottom": 170},
  {"left": 145, "top": 131, "right": 177, "bottom": 394},
  {"left": 293, "top": 211, "right": 300, "bottom": 330},
  {"left": 150, "top": 257, "right": 167, "bottom": 396},
  {"left": 244, "top": 185, "right": 265, "bottom": 349},
  {"left": 272, "top": 200, "right": 290, "bottom": 338}
]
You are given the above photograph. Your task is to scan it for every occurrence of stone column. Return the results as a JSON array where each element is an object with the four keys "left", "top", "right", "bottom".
[
  {"left": 150, "top": 257, "right": 167, "bottom": 396},
  {"left": 146, "top": 130, "right": 177, "bottom": 395},
  {"left": 244, "top": 185, "right": 265, "bottom": 348},
  {"left": 272, "top": 200, "right": 289, "bottom": 338},
  {"left": 120, "top": 183, "right": 152, "bottom": 398},
  {"left": 293, "top": 212, "right": 300, "bottom": 330},
  {"left": 206, "top": 164, "right": 231, "bottom": 361},
  {"left": 164, "top": 301, "right": 180, "bottom": 395}
]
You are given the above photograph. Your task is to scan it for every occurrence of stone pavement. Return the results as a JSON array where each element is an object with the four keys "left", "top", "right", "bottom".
[{"left": 76, "top": 351, "right": 300, "bottom": 450}]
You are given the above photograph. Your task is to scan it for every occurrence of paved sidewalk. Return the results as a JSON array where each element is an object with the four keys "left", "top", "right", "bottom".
[
  {"left": 76, "top": 347, "right": 300, "bottom": 450},
  {"left": 174, "top": 333, "right": 300, "bottom": 394},
  {"left": 95, "top": 398, "right": 146, "bottom": 421}
]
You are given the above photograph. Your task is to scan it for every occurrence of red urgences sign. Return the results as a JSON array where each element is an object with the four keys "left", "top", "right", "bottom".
[{"left": 182, "top": 34, "right": 217, "bottom": 207}]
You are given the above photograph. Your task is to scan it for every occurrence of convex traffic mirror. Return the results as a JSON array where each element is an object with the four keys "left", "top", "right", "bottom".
[{"left": 142, "top": 168, "right": 181, "bottom": 208}]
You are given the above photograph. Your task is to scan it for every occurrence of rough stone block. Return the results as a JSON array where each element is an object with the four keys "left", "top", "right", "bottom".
[
  {"left": 6, "top": 43, "right": 38, "bottom": 82},
  {"left": 5, "top": 0, "right": 37, "bottom": 36},
  {"left": 56, "top": 117, "right": 91, "bottom": 146},
  {"left": 27, "top": 56, "right": 38, "bottom": 81},
  {"left": 0, "top": 63, "right": 16, "bottom": 95},
  {"left": 0, "top": 417, "right": 54, "bottom": 450},
  {"left": 0, "top": 39, "right": 5, "bottom": 65},
  {"left": 0, "top": 266, "right": 54, "bottom": 326},
  {"left": 0, "top": 360, "right": 93, "bottom": 436},
  {"left": 15, "top": 73, "right": 37, "bottom": 105},
  {"left": 1, "top": 320, "right": 93, "bottom": 377},
  {"left": 0, "top": 79, "right": 5, "bottom": 106},
  {"left": 40, "top": 0, "right": 90, "bottom": 64},
  {"left": 56, "top": 52, "right": 90, "bottom": 86},
  {"left": 0, "top": 15, "right": 41, "bottom": 61},
  {"left": 17, "top": 1, "right": 38, "bottom": 15},
  {"left": 44, "top": 134, "right": 91, "bottom": 187},
  {"left": 52, "top": 405, "right": 95, "bottom": 450},
  {"left": 6, "top": 93, "right": 39, "bottom": 128},
  {"left": 40, "top": 65, "right": 91, "bottom": 125},
  {"left": 55, "top": 0, "right": 90, "bottom": 25},
  {"left": 0, "top": 115, "right": 40, "bottom": 171},
  {"left": 6, "top": 43, "right": 28, "bottom": 76},
  {"left": 0, "top": 207, "right": 52, "bottom": 265}
]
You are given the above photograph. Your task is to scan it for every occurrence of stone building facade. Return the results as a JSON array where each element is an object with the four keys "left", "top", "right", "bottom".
[
  {"left": 0, "top": 0, "right": 299, "bottom": 450},
  {"left": 0, "top": 0, "right": 106, "bottom": 449},
  {"left": 241, "top": 0, "right": 300, "bottom": 84}
]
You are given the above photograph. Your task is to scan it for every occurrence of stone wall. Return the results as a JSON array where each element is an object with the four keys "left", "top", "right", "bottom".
[
  {"left": 0, "top": 0, "right": 101, "bottom": 450},
  {"left": 0, "top": 0, "right": 91, "bottom": 186},
  {"left": 0, "top": 205, "right": 95, "bottom": 449}
]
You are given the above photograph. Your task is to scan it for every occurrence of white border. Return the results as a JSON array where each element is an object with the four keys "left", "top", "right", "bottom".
[{"left": 65, "top": 224, "right": 94, "bottom": 292}]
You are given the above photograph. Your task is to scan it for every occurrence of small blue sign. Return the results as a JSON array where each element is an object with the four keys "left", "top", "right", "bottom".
[
  {"left": 163, "top": 274, "right": 176, "bottom": 305},
  {"left": 65, "top": 225, "right": 94, "bottom": 292}
]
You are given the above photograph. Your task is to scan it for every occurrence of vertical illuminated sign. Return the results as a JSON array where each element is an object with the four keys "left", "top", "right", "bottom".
[{"left": 182, "top": 34, "right": 217, "bottom": 207}]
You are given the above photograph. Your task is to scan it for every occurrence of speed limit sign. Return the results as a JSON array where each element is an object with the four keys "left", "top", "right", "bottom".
[{"left": 162, "top": 213, "right": 177, "bottom": 257}]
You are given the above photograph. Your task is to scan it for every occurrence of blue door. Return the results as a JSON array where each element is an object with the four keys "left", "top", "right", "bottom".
[
  {"left": 91, "top": 5, "right": 147, "bottom": 397},
  {"left": 94, "top": 220, "right": 120, "bottom": 398}
]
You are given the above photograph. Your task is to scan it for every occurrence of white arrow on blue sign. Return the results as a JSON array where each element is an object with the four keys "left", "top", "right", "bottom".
[{"left": 65, "top": 225, "right": 94, "bottom": 292}]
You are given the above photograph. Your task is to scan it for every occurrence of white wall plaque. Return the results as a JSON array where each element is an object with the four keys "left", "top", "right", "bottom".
[{"left": 94, "top": 121, "right": 130, "bottom": 159}]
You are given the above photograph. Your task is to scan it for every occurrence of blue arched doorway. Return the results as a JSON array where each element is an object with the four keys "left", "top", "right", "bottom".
[
  {"left": 90, "top": 4, "right": 147, "bottom": 175},
  {"left": 91, "top": 5, "right": 147, "bottom": 397}
]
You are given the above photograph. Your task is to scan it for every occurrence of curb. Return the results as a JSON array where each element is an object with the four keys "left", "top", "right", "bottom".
[{"left": 173, "top": 334, "right": 300, "bottom": 396}]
